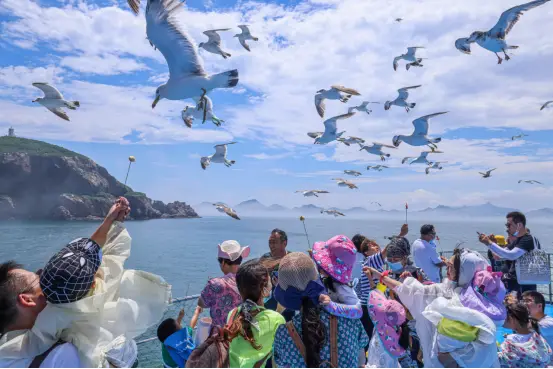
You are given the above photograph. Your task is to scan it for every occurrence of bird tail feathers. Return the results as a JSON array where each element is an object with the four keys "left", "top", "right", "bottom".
[
  {"left": 432, "top": 137, "right": 442, "bottom": 143},
  {"left": 72, "top": 101, "right": 80, "bottom": 107},
  {"left": 508, "top": 46, "right": 519, "bottom": 49},
  {"left": 211, "top": 69, "right": 239, "bottom": 88},
  {"left": 230, "top": 160, "right": 236, "bottom": 164},
  {"left": 410, "top": 103, "right": 416, "bottom": 108}
]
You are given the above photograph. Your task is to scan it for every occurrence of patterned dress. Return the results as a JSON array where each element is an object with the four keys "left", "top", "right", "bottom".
[
  {"left": 200, "top": 273, "right": 242, "bottom": 327},
  {"left": 273, "top": 309, "right": 369, "bottom": 368},
  {"left": 498, "top": 332, "right": 552, "bottom": 368}
]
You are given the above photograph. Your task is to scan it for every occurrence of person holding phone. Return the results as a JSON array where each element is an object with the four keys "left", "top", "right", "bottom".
[{"left": 478, "top": 211, "right": 539, "bottom": 299}]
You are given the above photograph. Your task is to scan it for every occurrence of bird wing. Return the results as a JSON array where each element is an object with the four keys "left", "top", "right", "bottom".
[
  {"left": 420, "top": 152, "right": 429, "bottom": 159},
  {"left": 225, "top": 207, "right": 240, "bottom": 220},
  {"left": 359, "top": 101, "right": 369, "bottom": 109},
  {"left": 32, "top": 82, "right": 63, "bottom": 99},
  {"left": 398, "top": 85, "right": 421, "bottom": 100},
  {"left": 315, "top": 93, "right": 325, "bottom": 118},
  {"left": 330, "top": 112, "right": 355, "bottom": 122},
  {"left": 349, "top": 136, "right": 365, "bottom": 142},
  {"left": 393, "top": 56, "right": 401, "bottom": 71},
  {"left": 214, "top": 141, "right": 236, "bottom": 156},
  {"left": 412, "top": 112, "right": 447, "bottom": 136},
  {"left": 238, "top": 37, "right": 251, "bottom": 51},
  {"left": 425, "top": 167, "right": 431, "bottom": 174},
  {"left": 373, "top": 142, "right": 396, "bottom": 149},
  {"left": 402, "top": 157, "right": 413, "bottom": 164},
  {"left": 203, "top": 29, "right": 229, "bottom": 44},
  {"left": 47, "top": 107, "right": 70, "bottom": 121},
  {"left": 146, "top": 0, "right": 206, "bottom": 79},
  {"left": 127, "top": 0, "right": 141, "bottom": 14},
  {"left": 489, "top": 168, "right": 497, "bottom": 173},
  {"left": 479, "top": 172, "right": 486, "bottom": 176},
  {"left": 347, "top": 182, "right": 358, "bottom": 189},
  {"left": 237, "top": 25, "right": 251, "bottom": 35},
  {"left": 406, "top": 46, "right": 424, "bottom": 57},
  {"left": 534, "top": 180, "right": 543, "bottom": 184},
  {"left": 307, "top": 132, "right": 323, "bottom": 139},
  {"left": 323, "top": 117, "right": 338, "bottom": 135},
  {"left": 541, "top": 101, "right": 553, "bottom": 110},
  {"left": 518, "top": 180, "right": 523, "bottom": 183},
  {"left": 336, "top": 211, "right": 345, "bottom": 216},
  {"left": 314, "top": 190, "right": 330, "bottom": 194},
  {"left": 331, "top": 85, "right": 361, "bottom": 96},
  {"left": 488, "top": 0, "right": 550, "bottom": 39},
  {"left": 332, "top": 178, "right": 345, "bottom": 182}
]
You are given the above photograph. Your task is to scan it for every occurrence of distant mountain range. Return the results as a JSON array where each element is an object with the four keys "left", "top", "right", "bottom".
[{"left": 194, "top": 200, "right": 553, "bottom": 219}]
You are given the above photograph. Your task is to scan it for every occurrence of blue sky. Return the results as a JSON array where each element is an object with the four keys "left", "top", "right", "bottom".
[{"left": 2, "top": 0, "right": 553, "bottom": 211}]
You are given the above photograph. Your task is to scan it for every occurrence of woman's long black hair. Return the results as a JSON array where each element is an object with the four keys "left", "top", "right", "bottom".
[
  {"left": 301, "top": 296, "right": 326, "bottom": 368},
  {"left": 506, "top": 302, "right": 541, "bottom": 334}
]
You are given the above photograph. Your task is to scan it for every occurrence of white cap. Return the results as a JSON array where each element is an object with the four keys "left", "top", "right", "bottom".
[{"left": 218, "top": 240, "right": 250, "bottom": 262}]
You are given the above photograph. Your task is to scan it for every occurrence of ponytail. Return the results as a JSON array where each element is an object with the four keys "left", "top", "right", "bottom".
[
  {"left": 301, "top": 297, "right": 326, "bottom": 368},
  {"left": 224, "top": 310, "right": 261, "bottom": 350}
]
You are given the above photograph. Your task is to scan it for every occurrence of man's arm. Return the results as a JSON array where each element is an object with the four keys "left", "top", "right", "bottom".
[
  {"left": 90, "top": 197, "right": 130, "bottom": 246},
  {"left": 479, "top": 234, "right": 527, "bottom": 261}
]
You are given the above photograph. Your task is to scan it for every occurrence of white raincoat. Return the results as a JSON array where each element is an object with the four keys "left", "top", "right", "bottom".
[
  {"left": 0, "top": 222, "right": 171, "bottom": 367},
  {"left": 394, "top": 249, "right": 500, "bottom": 368}
]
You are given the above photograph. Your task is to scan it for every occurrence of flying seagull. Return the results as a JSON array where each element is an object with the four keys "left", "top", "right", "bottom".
[
  {"left": 402, "top": 150, "right": 442, "bottom": 165},
  {"left": 234, "top": 25, "right": 258, "bottom": 51},
  {"left": 518, "top": 179, "right": 543, "bottom": 184},
  {"left": 540, "top": 101, "right": 553, "bottom": 110},
  {"left": 455, "top": 0, "right": 551, "bottom": 64},
  {"left": 385, "top": 85, "right": 421, "bottom": 112},
  {"left": 31, "top": 82, "right": 79, "bottom": 122},
  {"left": 511, "top": 133, "right": 528, "bottom": 140},
  {"left": 393, "top": 112, "right": 447, "bottom": 149},
  {"left": 359, "top": 142, "right": 396, "bottom": 161},
  {"left": 331, "top": 178, "right": 358, "bottom": 189},
  {"left": 367, "top": 165, "right": 389, "bottom": 171},
  {"left": 313, "top": 112, "right": 356, "bottom": 145},
  {"left": 295, "top": 190, "right": 330, "bottom": 197},
  {"left": 314, "top": 85, "right": 361, "bottom": 118},
  {"left": 321, "top": 209, "right": 346, "bottom": 217},
  {"left": 393, "top": 47, "right": 425, "bottom": 71},
  {"left": 348, "top": 101, "right": 380, "bottom": 115},
  {"left": 337, "top": 136, "right": 365, "bottom": 146},
  {"left": 201, "top": 142, "right": 236, "bottom": 170},
  {"left": 181, "top": 95, "right": 224, "bottom": 127},
  {"left": 425, "top": 161, "right": 447, "bottom": 175},
  {"left": 479, "top": 168, "right": 496, "bottom": 178},
  {"left": 213, "top": 202, "right": 240, "bottom": 220},
  {"left": 199, "top": 29, "right": 232, "bottom": 59},
  {"left": 307, "top": 132, "right": 324, "bottom": 140},
  {"left": 146, "top": 0, "right": 239, "bottom": 114},
  {"left": 370, "top": 201, "right": 382, "bottom": 207},
  {"left": 344, "top": 170, "right": 362, "bottom": 177},
  {"left": 395, "top": 18, "right": 403, "bottom": 22}
]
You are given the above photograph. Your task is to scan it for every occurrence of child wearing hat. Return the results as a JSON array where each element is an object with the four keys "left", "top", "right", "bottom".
[
  {"left": 0, "top": 198, "right": 171, "bottom": 367},
  {"left": 311, "top": 235, "right": 363, "bottom": 319}
]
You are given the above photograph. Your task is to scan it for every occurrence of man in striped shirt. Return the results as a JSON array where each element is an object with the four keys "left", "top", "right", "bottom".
[{"left": 355, "top": 224, "right": 408, "bottom": 346}]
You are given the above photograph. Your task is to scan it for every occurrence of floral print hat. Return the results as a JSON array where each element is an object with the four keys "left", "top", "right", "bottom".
[
  {"left": 367, "top": 290, "right": 406, "bottom": 358},
  {"left": 312, "top": 235, "right": 356, "bottom": 284}
]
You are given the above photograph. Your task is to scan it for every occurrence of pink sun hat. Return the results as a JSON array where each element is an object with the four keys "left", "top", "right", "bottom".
[
  {"left": 312, "top": 235, "right": 356, "bottom": 284},
  {"left": 367, "top": 290, "right": 406, "bottom": 358}
]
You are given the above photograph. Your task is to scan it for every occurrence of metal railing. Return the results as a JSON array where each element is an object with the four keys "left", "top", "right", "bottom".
[{"left": 440, "top": 250, "right": 553, "bottom": 303}]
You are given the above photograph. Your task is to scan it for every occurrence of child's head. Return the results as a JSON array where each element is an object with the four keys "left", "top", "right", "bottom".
[
  {"left": 157, "top": 318, "right": 182, "bottom": 343},
  {"left": 39, "top": 238, "right": 102, "bottom": 304},
  {"left": 361, "top": 238, "right": 380, "bottom": 257},
  {"left": 351, "top": 234, "right": 366, "bottom": 253}
]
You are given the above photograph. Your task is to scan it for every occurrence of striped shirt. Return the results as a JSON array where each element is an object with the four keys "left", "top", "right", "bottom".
[{"left": 358, "top": 252, "right": 385, "bottom": 304}]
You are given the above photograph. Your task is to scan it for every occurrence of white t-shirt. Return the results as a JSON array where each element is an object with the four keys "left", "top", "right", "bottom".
[
  {"left": 0, "top": 342, "right": 81, "bottom": 368},
  {"left": 412, "top": 239, "right": 442, "bottom": 283},
  {"left": 539, "top": 315, "right": 553, "bottom": 349}
]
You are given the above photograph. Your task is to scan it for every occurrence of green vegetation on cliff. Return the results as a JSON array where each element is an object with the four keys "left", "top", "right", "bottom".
[{"left": 0, "top": 136, "right": 85, "bottom": 158}]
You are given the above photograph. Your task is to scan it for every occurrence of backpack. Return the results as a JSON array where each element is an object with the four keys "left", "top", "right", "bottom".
[
  {"left": 186, "top": 309, "right": 272, "bottom": 368},
  {"left": 515, "top": 236, "right": 551, "bottom": 285}
]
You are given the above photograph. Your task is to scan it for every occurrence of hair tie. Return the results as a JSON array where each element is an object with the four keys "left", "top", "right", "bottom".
[{"left": 240, "top": 299, "right": 260, "bottom": 330}]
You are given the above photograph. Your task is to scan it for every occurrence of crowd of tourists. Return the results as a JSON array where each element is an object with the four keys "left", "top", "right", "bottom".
[{"left": 1, "top": 196, "right": 552, "bottom": 368}]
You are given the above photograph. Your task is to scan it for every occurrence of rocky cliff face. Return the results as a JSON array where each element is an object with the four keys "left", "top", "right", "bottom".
[{"left": 0, "top": 137, "right": 199, "bottom": 220}]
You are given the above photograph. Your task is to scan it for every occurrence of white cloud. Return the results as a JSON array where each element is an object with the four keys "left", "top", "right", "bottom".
[
  {"left": 60, "top": 54, "right": 149, "bottom": 75},
  {"left": 244, "top": 152, "right": 291, "bottom": 160}
]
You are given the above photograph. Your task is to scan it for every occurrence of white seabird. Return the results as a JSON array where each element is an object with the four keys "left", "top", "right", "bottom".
[
  {"left": 511, "top": 133, "right": 528, "bottom": 140},
  {"left": 199, "top": 29, "right": 232, "bottom": 59},
  {"left": 393, "top": 47, "right": 425, "bottom": 71},
  {"left": 181, "top": 95, "right": 224, "bottom": 127},
  {"left": 331, "top": 178, "right": 358, "bottom": 189},
  {"left": 384, "top": 85, "right": 421, "bottom": 112},
  {"left": 146, "top": 0, "right": 239, "bottom": 112},
  {"left": 314, "top": 112, "right": 356, "bottom": 145},
  {"left": 359, "top": 142, "right": 396, "bottom": 161},
  {"left": 295, "top": 190, "right": 330, "bottom": 197},
  {"left": 314, "top": 85, "right": 361, "bottom": 118},
  {"left": 348, "top": 101, "right": 380, "bottom": 115},
  {"left": 337, "top": 136, "right": 365, "bottom": 146},
  {"left": 234, "top": 25, "right": 258, "bottom": 52},
  {"left": 344, "top": 170, "right": 362, "bottom": 177},
  {"left": 518, "top": 179, "right": 543, "bottom": 184},
  {"left": 31, "top": 82, "right": 79, "bottom": 121},
  {"left": 201, "top": 142, "right": 236, "bottom": 170},
  {"left": 367, "top": 165, "right": 389, "bottom": 171},
  {"left": 321, "top": 209, "right": 345, "bottom": 217},
  {"left": 402, "top": 150, "right": 442, "bottom": 165},
  {"left": 540, "top": 101, "right": 553, "bottom": 110},
  {"left": 213, "top": 202, "right": 240, "bottom": 220},
  {"left": 425, "top": 161, "right": 447, "bottom": 175},
  {"left": 455, "top": 0, "right": 550, "bottom": 64},
  {"left": 395, "top": 18, "right": 403, "bottom": 22},
  {"left": 479, "top": 168, "right": 496, "bottom": 178},
  {"left": 393, "top": 112, "right": 447, "bottom": 149},
  {"left": 370, "top": 201, "right": 382, "bottom": 207}
]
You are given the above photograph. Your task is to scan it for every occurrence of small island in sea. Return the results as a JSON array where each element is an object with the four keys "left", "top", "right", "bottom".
[{"left": 0, "top": 133, "right": 198, "bottom": 221}]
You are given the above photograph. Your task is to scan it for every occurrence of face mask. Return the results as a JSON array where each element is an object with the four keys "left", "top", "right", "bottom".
[
  {"left": 387, "top": 261, "right": 403, "bottom": 272},
  {"left": 263, "top": 291, "right": 272, "bottom": 304},
  {"left": 513, "top": 224, "right": 521, "bottom": 237}
]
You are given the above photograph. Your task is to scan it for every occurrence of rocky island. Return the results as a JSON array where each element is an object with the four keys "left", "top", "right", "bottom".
[{"left": 0, "top": 136, "right": 198, "bottom": 221}]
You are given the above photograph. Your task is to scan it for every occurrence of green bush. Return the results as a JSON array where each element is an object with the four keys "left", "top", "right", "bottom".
[{"left": 0, "top": 137, "right": 85, "bottom": 158}]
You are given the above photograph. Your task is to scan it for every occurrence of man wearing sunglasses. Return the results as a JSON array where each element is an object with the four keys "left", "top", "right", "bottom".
[
  {"left": 412, "top": 224, "right": 447, "bottom": 283},
  {"left": 479, "top": 211, "right": 539, "bottom": 298}
]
